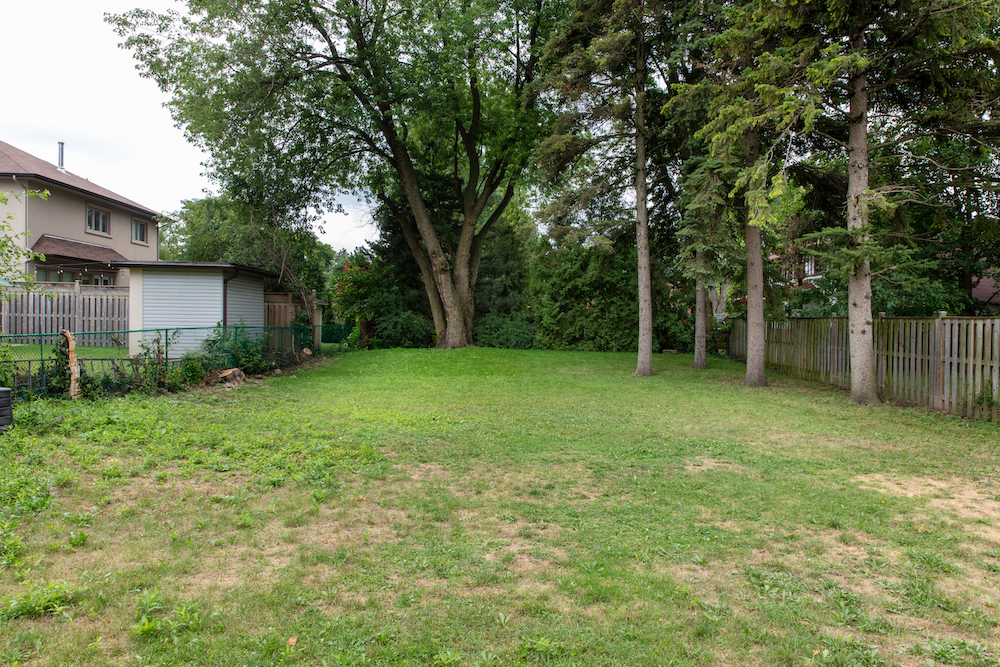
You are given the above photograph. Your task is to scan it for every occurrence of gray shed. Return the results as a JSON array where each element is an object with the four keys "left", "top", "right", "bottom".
[{"left": 119, "top": 262, "right": 277, "bottom": 356}]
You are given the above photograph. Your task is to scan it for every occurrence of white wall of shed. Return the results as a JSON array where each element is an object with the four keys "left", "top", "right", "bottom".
[
  {"left": 142, "top": 269, "right": 223, "bottom": 356},
  {"left": 225, "top": 275, "right": 265, "bottom": 329}
]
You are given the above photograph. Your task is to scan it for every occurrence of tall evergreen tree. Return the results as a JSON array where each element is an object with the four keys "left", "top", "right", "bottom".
[{"left": 539, "top": 0, "right": 677, "bottom": 375}]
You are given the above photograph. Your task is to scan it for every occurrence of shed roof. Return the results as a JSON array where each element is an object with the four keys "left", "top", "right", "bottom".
[
  {"left": 112, "top": 261, "right": 278, "bottom": 279},
  {"left": 0, "top": 140, "right": 158, "bottom": 218}
]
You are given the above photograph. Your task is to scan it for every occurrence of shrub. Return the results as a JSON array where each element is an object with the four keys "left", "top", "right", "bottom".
[
  {"left": 201, "top": 325, "right": 275, "bottom": 374},
  {"left": 473, "top": 314, "right": 535, "bottom": 349}
]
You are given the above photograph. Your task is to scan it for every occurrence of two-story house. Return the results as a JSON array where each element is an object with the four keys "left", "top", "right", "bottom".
[{"left": 0, "top": 140, "right": 158, "bottom": 286}]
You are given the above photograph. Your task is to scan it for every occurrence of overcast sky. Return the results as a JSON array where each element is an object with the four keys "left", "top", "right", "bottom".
[{"left": 0, "top": 0, "right": 377, "bottom": 252}]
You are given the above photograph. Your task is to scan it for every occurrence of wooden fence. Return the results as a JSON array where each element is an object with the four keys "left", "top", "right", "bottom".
[
  {"left": 265, "top": 292, "right": 295, "bottom": 328},
  {"left": 1, "top": 284, "right": 129, "bottom": 338},
  {"left": 730, "top": 316, "right": 1000, "bottom": 421},
  {"left": 265, "top": 291, "right": 325, "bottom": 349}
]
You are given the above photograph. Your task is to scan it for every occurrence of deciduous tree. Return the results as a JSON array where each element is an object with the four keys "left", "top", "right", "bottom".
[{"left": 110, "top": 0, "right": 561, "bottom": 348}]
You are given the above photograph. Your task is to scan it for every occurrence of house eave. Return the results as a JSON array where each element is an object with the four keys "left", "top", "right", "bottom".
[{"left": 2, "top": 172, "right": 159, "bottom": 219}]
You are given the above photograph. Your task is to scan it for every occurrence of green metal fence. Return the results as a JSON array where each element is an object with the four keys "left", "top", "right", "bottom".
[{"left": 0, "top": 325, "right": 317, "bottom": 400}]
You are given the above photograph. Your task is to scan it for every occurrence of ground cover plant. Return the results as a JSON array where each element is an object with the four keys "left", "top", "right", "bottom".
[{"left": 0, "top": 349, "right": 998, "bottom": 666}]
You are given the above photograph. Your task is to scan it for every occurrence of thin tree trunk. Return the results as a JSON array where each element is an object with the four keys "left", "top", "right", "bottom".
[
  {"left": 693, "top": 250, "right": 708, "bottom": 369},
  {"left": 743, "top": 130, "right": 767, "bottom": 387},
  {"left": 846, "top": 31, "right": 880, "bottom": 404},
  {"left": 634, "top": 15, "right": 653, "bottom": 377}
]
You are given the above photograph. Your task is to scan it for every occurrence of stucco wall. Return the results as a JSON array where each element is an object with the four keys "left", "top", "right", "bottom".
[{"left": 1, "top": 178, "right": 158, "bottom": 286}]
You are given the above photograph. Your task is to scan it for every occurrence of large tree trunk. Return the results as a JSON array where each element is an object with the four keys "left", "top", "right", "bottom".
[
  {"left": 391, "top": 205, "right": 448, "bottom": 342},
  {"left": 743, "top": 131, "right": 767, "bottom": 387},
  {"left": 693, "top": 250, "right": 708, "bottom": 369},
  {"left": 386, "top": 134, "right": 473, "bottom": 348},
  {"left": 846, "top": 32, "right": 880, "bottom": 404},
  {"left": 634, "top": 20, "right": 653, "bottom": 377}
]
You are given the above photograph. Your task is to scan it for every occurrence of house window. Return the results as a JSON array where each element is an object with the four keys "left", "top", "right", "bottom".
[
  {"left": 82, "top": 273, "right": 114, "bottom": 286},
  {"left": 803, "top": 256, "right": 822, "bottom": 278},
  {"left": 87, "top": 206, "right": 110, "bottom": 234},
  {"left": 132, "top": 219, "right": 147, "bottom": 243},
  {"left": 35, "top": 269, "right": 76, "bottom": 283}
]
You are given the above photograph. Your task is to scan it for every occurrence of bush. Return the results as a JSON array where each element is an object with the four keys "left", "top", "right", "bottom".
[
  {"left": 201, "top": 326, "right": 275, "bottom": 374},
  {"left": 332, "top": 258, "right": 434, "bottom": 349},
  {"left": 474, "top": 314, "right": 535, "bottom": 349}
]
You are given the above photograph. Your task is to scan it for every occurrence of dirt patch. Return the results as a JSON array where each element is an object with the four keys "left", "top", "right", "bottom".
[
  {"left": 404, "top": 462, "right": 449, "bottom": 482},
  {"left": 684, "top": 457, "right": 740, "bottom": 473},
  {"left": 937, "top": 568, "right": 1000, "bottom": 608},
  {"left": 856, "top": 474, "right": 1000, "bottom": 543},
  {"left": 300, "top": 503, "right": 407, "bottom": 548}
]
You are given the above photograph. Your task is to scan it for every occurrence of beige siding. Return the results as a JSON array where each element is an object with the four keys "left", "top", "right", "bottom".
[
  {"left": 0, "top": 176, "right": 34, "bottom": 255},
  {"left": 3, "top": 178, "right": 158, "bottom": 286}
]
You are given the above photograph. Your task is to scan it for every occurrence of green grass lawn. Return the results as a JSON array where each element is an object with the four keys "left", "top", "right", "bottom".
[
  {"left": 6, "top": 343, "right": 131, "bottom": 362},
  {"left": 1, "top": 349, "right": 998, "bottom": 666}
]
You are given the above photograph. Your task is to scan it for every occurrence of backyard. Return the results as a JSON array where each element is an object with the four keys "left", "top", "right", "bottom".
[{"left": 0, "top": 349, "right": 998, "bottom": 666}]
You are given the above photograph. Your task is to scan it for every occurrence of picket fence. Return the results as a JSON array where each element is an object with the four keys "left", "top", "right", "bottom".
[
  {"left": 730, "top": 315, "right": 1000, "bottom": 421},
  {"left": 1, "top": 284, "right": 129, "bottom": 338}
]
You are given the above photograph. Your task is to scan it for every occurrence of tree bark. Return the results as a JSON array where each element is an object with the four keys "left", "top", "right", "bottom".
[
  {"left": 385, "top": 133, "right": 472, "bottom": 349},
  {"left": 634, "top": 15, "right": 653, "bottom": 377},
  {"left": 846, "top": 31, "right": 881, "bottom": 405},
  {"left": 693, "top": 250, "right": 708, "bottom": 369},
  {"left": 743, "top": 130, "right": 767, "bottom": 387}
]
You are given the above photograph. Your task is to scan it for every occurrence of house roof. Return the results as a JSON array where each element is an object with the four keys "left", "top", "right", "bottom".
[
  {"left": 0, "top": 140, "right": 159, "bottom": 218},
  {"left": 973, "top": 276, "right": 999, "bottom": 305},
  {"left": 112, "top": 261, "right": 278, "bottom": 279},
  {"left": 32, "top": 234, "right": 128, "bottom": 264}
]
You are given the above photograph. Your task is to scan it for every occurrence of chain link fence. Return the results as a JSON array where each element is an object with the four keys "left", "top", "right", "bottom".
[{"left": 0, "top": 324, "right": 324, "bottom": 400}]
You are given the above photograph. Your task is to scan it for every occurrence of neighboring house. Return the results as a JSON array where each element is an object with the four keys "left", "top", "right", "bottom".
[
  {"left": 0, "top": 140, "right": 158, "bottom": 287},
  {"left": 122, "top": 261, "right": 276, "bottom": 355},
  {"left": 972, "top": 274, "right": 1000, "bottom": 309}
]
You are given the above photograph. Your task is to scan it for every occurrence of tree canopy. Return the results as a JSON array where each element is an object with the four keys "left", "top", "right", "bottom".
[{"left": 110, "top": 0, "right": 565, "bottom": 348}]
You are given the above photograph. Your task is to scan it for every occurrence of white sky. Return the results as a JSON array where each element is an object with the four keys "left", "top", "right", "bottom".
[{"left": 0, "top": 0, "right": 377, "bottom": 253}]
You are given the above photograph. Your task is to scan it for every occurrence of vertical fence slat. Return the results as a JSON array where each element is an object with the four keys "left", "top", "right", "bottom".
[{"left": 729, "top": 315, "right": 999, "bottom": 421}]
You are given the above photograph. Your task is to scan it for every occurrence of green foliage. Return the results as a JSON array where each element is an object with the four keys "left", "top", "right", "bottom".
[
  {"left": 531, "top": 243, "right": 640, "bottom": 352},
  {"left": 0, "top": 345, "right": 16, "bottom": 390},
  {"left": 109, "top": 0, "right": 561, "bottom": 348},
  {"left": 790, "top": 274, "right": 971, "bottom": 318},
  {"left": 331, "top": 257, "right": 433, "bottom": 349},
  {"left": 0, "top": 582, "right": 76, "bottom": 620},
  {"left": 132, "top": 592, "right": 218, "bottom": 642},
  {"left": 169, "top": 352, "right": 208, "bottom": 389},
  {"left": 0, "top": 521, "right": 25, "bottom": 571},
  {"left": 0, "top": 435, "right": 52, "bottom": 526},
  {"left": 201, "top": 326, "right": 275, "bottom": 375},
  {"left": 516, "top": 635, "right": 569, "bottom": 662},
  {"left": 168, "top": 195, "right": 335, "bottom": 302},
  {"left": 473, "top": 314, "right": 535, "bottom": 349},
  {"left": 475, "top": 217, "right": 535, "bottom": 321},
  {"left": 530, "top": 240, "right": 695, "bottom": 352}
]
